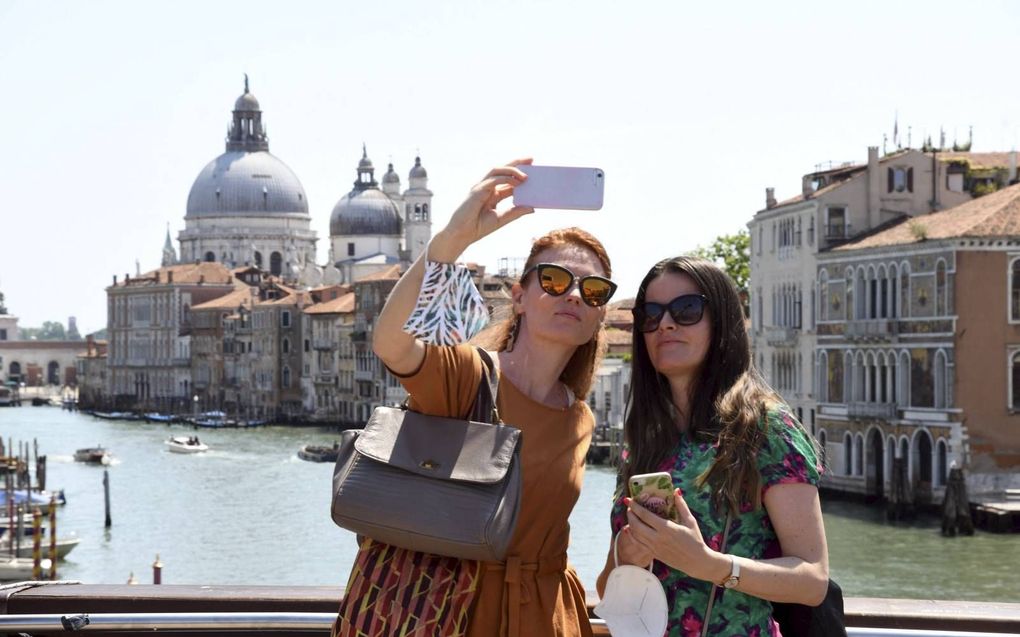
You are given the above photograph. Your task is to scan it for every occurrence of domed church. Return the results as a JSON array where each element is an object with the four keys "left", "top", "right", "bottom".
[
  {"left": 328, "top": 146, "right": 432, "bottom": 284},
  {"left": 176, "top": 76, "right": 317, "bottom": 280}
]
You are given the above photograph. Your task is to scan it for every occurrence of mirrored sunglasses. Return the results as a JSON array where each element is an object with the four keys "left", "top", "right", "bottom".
[{"left": 520, "top": 263, "right": 617, "bottom": 307}]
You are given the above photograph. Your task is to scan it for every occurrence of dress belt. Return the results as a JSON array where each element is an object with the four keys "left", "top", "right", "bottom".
[{"left": 482, "top": 554, "right": 568, "bottom": 637}]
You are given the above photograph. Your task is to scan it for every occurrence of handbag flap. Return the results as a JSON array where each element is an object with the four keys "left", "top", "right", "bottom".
[{"left": 354, "top": 406, "right": 520, "bottom": 484}]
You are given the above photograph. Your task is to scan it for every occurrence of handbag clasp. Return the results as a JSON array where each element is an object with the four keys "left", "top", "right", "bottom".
[{"left": 419, "top": 460, "right": 440, "bottom": 470}]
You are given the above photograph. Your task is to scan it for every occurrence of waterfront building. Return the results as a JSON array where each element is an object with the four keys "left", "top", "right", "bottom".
[
  {"left": 748, "top": 143, "right": 1018, "bottom": 500},
  {"left": 177, "top": 77, "right": 317, "bottom": 280},
  {"left": 816, "top": 182, "right": 1020, "bottom": 500},
  {"left": 349, "top": 265, "right": 404, "bottom": 422},
  {"left": 303, "top": 291, "right": 356, "bottom": 423},
  {"left": 105, "top": 262, "right": 236, "bottom": 411},
  {"left": 0, "top": 297, "right": 88, "bottom": 387},
  {"left": 75, "top": 336, "right": 108, "bottom": 408}
]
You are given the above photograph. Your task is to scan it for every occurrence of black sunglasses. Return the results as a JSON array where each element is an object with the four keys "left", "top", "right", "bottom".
[
  {"left": 520, "top": 263, "right": 618, "bottom": 307},
  {"left": 632, "top": 294, "right": 708, "bottom": 332}
]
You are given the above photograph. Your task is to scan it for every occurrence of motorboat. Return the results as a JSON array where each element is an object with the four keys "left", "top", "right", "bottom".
[
  {"left": 0, "top": 556, "right": 52, "bottom": 581},
  {"left": 0, "top": 535, "right": 80, "bottom": 560},
  {"left": 297, "top": 443, "right": 340, "bottom": 463},
  {"left": 190, "top": 411, "right": 237, "bottom": 428},
  {"left": 0, "top": 489, "right": 66, "bottom": 508},
  {"left": 74, "top": 447, "right": 112, "bottom": 465},
  {"left": 144, "top": 413, "right": 175, "bottom": 424},
  {"left": 166, "top": 436, "right": 208, "bottom": 454}
]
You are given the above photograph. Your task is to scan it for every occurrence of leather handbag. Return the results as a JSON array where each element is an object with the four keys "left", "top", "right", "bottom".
[
  {"left": 330, "top": 349, "right": 522, "bottom": 562},
  {"left": 772, "top": 579, "right": 848, "bottom": 637}
]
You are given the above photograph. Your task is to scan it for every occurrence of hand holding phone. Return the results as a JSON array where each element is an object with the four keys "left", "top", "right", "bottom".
[
  {"left": 628, "top": 472, "right": 679, "bottom": 523},
  {"left": 512, "top": 165, "right": 605, "bottom": 210}
]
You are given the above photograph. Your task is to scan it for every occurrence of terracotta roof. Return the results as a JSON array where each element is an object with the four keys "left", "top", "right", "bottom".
[
  {"left": 112, "top": 262, "right": 234, "bottom": 288},
  {"left": 355, "top": 264, "right": 402, "bottom": 282},
  {"left": 606, "top": 309, "right": 633, "bottom": 328},
  {"left": 604, "top": 328, "right": 632, "bottom": 346},
  {"left": 608, "top": 298, "right": 635, "bottom": 311},
  {"left": 939, "top": 152, "right": 1015, "bottom": 170},
  {"left": 261, "top": 290, "right": 314, "bottom": 306},
  {"left": 0, "top": 341, "right": 89, "bottom": 351},
  {"left": 304, "top": 293, "right": 356, "bottom": 315},
  {"left": 190, "top": 286, "right": 254, "bottom": 311},
  {"left": 834, "top": 183, "right": 1020, "bottom": 251}
]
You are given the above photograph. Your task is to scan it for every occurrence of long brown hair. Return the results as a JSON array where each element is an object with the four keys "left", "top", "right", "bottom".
[
  {"left": 476, "top": 227, "right": 611, "bottom": 400},
  {"left": 622, "top": 256, "right": 786, "bottom": 516}
]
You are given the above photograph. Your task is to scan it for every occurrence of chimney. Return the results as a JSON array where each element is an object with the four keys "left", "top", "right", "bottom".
[
  {"left": 86, "top": 334, "right": 95, "bottom": 356},
  {"left": 155, "top": 271, "right": 160, "bottom": 283},
  {"left": 198, "top": 275, "right": 205, "bottom": 284},
  {"left": 113, "top": 275, "right": 118, "bottom": 286},
  {"left": 1010, "top": 150, "right": 1018, "bottom": 184},
  {"left": 766, "top": 187, "right": 777, "bottom": 209},
  {"left": 168, "top": 270, "right": 174, "bottom": 284},
  {"left": 867, "top": 146, "right": 881, "bottom": 230},
  {"left": 801, "top": 176, "right": 814, "bottom": 199}
]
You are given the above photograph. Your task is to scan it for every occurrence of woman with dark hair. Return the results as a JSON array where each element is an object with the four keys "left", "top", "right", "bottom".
[
  {"left": 333, "top": 160, "right": 616, "bottom": 637},
  {"left": 596, "top": 256, "right": 828, "bottom": 636}
]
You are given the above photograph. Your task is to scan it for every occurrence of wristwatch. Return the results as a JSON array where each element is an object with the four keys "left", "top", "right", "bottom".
[{"left": 720, "top": 555, "right": 741, "bottom": 589}]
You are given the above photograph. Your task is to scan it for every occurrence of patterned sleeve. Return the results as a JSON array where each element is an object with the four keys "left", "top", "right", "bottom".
[
  {"left": 609, "top": 444, "right": 630, "bottom": 535},
  {"left": 402, "top": 260, "right": 489, "bottom": 345},
  {"left": 757, "top": 405, "right": 823, "bottom": 493}
]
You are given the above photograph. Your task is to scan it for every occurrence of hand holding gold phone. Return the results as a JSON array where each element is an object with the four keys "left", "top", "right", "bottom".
[{"left": 628, "top": 471, "right": 679, "bottom": 523}]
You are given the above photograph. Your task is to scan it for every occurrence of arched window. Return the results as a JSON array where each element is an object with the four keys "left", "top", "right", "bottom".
[
  {"left": 818, "top": 430, "right": 827, "bottom": 463},
  {"left": 854, "top": 434, "right": 864, "bottom": 476},
  {"left": 282, "top": 366, "right": 291, "bottom": 388},
  {"left": 1012, "top": 352, "right": 1020, "bottom": 410},
  {"left": 282, "top": 338, "right": 290, "bottom": 354},
  {"left": 844, "top": 433, "right": 853, "bottom": 476},
  {"left": 936, "top": 439, "right": 948, "bottom": 487},
  {"left": 845, "top": 268, "right": 854, "bottom": 322},
  {"left": 204, "top": 251, "right": 215, "bottom": 262},
  {"left": 935, "top": 350, "right": 948, "bottom": 409},
  {"left": 254, "top": 251, "right": 263, "bottom": 268},
  {"left": 900, "top": 262, "right": 911, "bottom": 319},
  {"left": 915, "top": 430, "right": 933, "bottom": 485},
  {"left": 270, "top": 251, "right": 283, "bottom": 276},
  {"left": 889, "top": 264, "right": 899, "bottom": 318},
  {"left": 1012, "top": 259, "right": 1020, "bottom": 321},
  {"left": 936, "top": 260, "right": 948, "bottom": 316}
]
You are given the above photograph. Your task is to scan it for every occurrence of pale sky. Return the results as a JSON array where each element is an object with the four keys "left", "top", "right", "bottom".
[{"left": 1, "top": 0, "right": 1017, "bottom": 335}]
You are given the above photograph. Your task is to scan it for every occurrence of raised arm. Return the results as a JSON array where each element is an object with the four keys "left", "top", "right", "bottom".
[{"left": 372, "top": 161, "right": 534, "bottom": 375}]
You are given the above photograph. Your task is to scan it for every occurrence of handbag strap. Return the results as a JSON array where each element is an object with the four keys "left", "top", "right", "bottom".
[
  {"left": 701, "top": 511, "right": 735, "bottom": 637},
  {"left": 473, "top": 348, "right": 501, "bottom": 424}
]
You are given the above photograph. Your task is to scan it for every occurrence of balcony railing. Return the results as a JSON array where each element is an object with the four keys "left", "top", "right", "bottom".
[
  {"left": 354, "top": 369, "right": 373, "bottom": 382},
  {"left": 764, "top": 326, "right": 799, "bottom": 347},
  {"left": 845, "top": 319, "right": 899, "bottom": 341},
  {"left": 848, "top": 402, "right": 898, "bottom": 420},
  {"left": 313, "top": 339, "right": 337, "bottom": 351}
]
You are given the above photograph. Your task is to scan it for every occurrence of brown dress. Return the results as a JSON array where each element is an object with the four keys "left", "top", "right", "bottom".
[{"left": 400, "top": 344, "right": 595, "bottom": 637}]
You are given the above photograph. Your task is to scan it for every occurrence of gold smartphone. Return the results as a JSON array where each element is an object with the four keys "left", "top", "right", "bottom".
[{"left": 628, "top": 471, "right": 679, "bottom": 522}]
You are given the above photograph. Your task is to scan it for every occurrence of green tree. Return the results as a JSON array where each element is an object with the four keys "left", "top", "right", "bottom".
[{"left": 689, "top": 229, "right": 750, "bottom": 292}]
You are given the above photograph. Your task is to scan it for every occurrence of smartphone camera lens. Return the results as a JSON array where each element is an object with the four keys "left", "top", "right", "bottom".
[{"left": 596, "top": 171, "right": 603, "bottom": 179}]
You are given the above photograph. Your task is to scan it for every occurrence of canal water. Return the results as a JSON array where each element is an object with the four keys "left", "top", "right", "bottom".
[{"left": 1, "top": 407, "right": 1017, "bottom": 601}]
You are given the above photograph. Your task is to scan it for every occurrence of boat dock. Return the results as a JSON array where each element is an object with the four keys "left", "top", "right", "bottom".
[{"left": 971, "top": 490, "right": 1020, "bottom": 533}]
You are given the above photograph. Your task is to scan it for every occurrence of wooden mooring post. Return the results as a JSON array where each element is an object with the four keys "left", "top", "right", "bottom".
[
  {"left": 31, "top": 508, "right": 42, "bottom": 580},
  {"left": 886, "top": 457, "right": 913, "bottom": 521},
  {"left": 941, "top": 466, "right": 974, "bottom": 536}
]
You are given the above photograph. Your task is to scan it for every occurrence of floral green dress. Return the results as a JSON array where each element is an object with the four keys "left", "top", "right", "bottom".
[{"left": 610, "top": 404, "right": 822, "bottom": 637}]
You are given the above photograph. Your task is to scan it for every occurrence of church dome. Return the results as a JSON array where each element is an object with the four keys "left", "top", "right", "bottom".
[
  {"left": 409, "top": 156, "right": 427, "bottom": 179},
  {"left": 186, "top": 151, "right": 309, "bottom": 217},
  {"left": 330, "top": 188, "right": 401, "bottom": 236},
  {"left": 234, "top": 91, "right": 260, "bottom": 112},
  {"left": 382, "top": 163, "right": 400, "bottom": 184}
]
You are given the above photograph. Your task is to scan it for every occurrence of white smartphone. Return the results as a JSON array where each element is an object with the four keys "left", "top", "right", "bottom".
[{"left": 512, "top": 165, "right": 605, "bottom": 210}]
